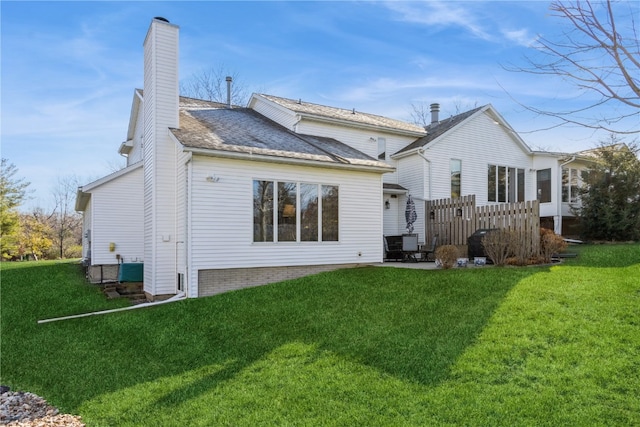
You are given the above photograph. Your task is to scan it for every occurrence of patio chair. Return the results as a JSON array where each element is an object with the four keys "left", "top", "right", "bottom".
[
  {"left": 419, "top": 235, "right": 438, "bottom": 262},
  {"left": 402, "top": 234, "right": 419, "bottom": 262}
]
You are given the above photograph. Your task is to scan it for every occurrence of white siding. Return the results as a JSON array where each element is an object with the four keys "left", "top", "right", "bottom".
[
  {"left": 383, "top": 196, "right": 401, "bottom": 236},
  {"left": 188, "top": 156, "right": 384, "bottom": 279},
  {"left": 127, "top": 104, "right": 145, "bottom": 165},
  {"left": 82, "top": 199, "right": 92, "bottom": 260},
  {"left": 143, "top": 19, "right": 180, "bottom": 296},
  {"left": 87, "top": 167, "right": 144, "bottom": 265},
  {"left": 423, "top": 112, "right": 533, "bottom": 205},
  {"left": 396, "top": 155, "right": 427, "bottom": 240},
  {"left": 250, "top": 99, "right": 299, "bottom": 130}
]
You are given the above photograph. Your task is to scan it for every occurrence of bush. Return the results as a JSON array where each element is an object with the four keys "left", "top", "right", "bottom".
[
  {"left": 64, "top": 245, "right": 83, "bottom": 259},
  {"left": 435, "top": 245, "right": 460, "bottom": 269},
  {"left": 540, "top": 228, "right": 567, "bottom": 263},
  {"left": 481, "top": 229, "right": 514, "bottom": 266}
]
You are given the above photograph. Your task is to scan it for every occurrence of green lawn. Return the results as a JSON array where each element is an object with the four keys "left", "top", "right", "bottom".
[{"left": 1, "top": 245, "right": 639, "bottom": 426}]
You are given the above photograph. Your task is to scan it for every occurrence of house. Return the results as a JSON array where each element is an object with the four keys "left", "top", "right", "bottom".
[
  {"left": 77, "top": 17, "right": 395, "bottom": 300},
  {"left": 76, "top": 17, "right": 590, "bottom": 301}
]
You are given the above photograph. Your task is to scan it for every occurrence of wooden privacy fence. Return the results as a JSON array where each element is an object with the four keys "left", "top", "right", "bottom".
[{"left": 425, "top": 195, "right": 540, "bottom": 255}]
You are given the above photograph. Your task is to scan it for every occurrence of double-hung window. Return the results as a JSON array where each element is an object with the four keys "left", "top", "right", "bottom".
[{"left": 253, "top": 180, "right": 339, "bottom": 243}]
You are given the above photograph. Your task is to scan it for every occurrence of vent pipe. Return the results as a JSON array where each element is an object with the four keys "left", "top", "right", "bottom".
[
  {"left": 226, "top": 76, "right": 232, "bottom": 108},
  {"left": 430, "top": 103, "right": 440, "bottom": 125}
]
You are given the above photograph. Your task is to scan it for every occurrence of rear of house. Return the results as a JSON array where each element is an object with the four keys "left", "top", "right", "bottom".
[{"left": 77, "top": 17, "right": 593, "bottom": 300}]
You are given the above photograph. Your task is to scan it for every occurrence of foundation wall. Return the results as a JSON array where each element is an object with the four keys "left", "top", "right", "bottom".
[
  {"left": 198, "top": 263, "right": 361, "bottom": 297},
  {"left": 86, "top": 264, "right": 119, "bottom": 284}
]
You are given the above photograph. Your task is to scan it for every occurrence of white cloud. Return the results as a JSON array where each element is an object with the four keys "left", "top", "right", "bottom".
[
  {"left": 383, "top": 1, "right": 494, "bottom": 41},
  {"left": 501, "top": 28, "right": 538, "bottom": 47}
]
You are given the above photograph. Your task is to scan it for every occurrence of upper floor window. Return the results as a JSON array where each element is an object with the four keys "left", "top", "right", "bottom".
[
  {"left": 377, "top": 137, "right": 386, "bottom": 160},
  {"left": 450, "top": 159, "right": 461, "bottom": 198},
  {"left": 537, "top": 168, "right": 552, "bottom": 203},
  {"left": 253, "top": 180, "right": 339, "bottom": 243},
  {"left": 488, "top": 164, "right": 525, "bottom": 203}
]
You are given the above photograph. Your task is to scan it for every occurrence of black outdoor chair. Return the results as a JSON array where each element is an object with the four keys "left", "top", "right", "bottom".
[{"left": 419, "top": 235, "right": 438, "bottom": 262}]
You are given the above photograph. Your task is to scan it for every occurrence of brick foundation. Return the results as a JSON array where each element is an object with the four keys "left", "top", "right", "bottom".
[{"left": 198, "top": 263, "right": 361, "bottom": 297}]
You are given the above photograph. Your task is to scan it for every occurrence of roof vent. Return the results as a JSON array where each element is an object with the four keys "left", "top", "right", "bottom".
[{"left": 154, "top": 17, "right": 169, "bottom": 23}]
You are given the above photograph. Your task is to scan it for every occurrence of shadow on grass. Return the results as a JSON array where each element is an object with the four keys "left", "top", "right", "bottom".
[
  {"left": 144, "top": 265, "right": 545, "bottom": 413},
  {"left": 3, "top": 260, "right": 546, "bottom": 414}
]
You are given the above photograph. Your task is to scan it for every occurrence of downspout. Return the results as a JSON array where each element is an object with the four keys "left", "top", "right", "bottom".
[
  {"left": 417, "top": 148, "right": 432, "bottom": 201},
  {"left": 184, "top": 152, "right": 193, "bottom": 298},
  {"left": 557, "top": 156, "right": 576, "bottom": 235}
]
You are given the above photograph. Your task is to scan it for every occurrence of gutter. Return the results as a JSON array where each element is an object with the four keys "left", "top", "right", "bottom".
[
  {"left": 183, "top": 146, "right": 394, "bottom": 174},
  {"left": 38, "top": 292, "right": 186, "bottom": 324}
]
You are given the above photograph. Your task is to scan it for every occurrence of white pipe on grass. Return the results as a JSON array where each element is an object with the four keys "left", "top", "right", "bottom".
[{"left": 37, "top": 292, "right": 186, "bottom": 324}]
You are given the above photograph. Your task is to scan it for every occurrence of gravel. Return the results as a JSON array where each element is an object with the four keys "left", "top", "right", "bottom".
[{"left": 0, "top": 388, "right": 84, "bottom": 427}]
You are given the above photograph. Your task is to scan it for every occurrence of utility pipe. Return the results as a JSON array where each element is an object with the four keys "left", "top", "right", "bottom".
[{"left": 37, "top": 292, "right": 186, "bottom": 324}]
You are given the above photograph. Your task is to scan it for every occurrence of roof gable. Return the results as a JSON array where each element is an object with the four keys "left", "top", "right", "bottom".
[
  {"left": 251, "top": 94, "right": 426, "bottom": 136},
  {"left": 394, "top": 104, "right": 531, "bottom": 157}
]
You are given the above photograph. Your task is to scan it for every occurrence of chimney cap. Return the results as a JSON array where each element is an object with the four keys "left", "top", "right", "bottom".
[{"left": 153, "top": 17, "right": 170, "bottom": 23}]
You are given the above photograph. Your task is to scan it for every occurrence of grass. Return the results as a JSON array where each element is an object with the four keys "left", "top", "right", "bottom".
[{"left": 1, "top": 244, "right": 638, "bottom": 426}]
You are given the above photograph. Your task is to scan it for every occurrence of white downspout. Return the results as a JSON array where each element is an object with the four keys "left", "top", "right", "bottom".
[
  {"left": 557, "top": 156, "right": 576, "bottom": 235},
  {"left": 184, "top": 152, "right": 194, "bottom": 298},
  {"left": 417, "top": 148, "right": 432, "bottom": 201}
]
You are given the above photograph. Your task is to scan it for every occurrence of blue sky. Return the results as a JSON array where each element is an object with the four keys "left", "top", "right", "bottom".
[{"left": 2, "top": 1, "right": 637, "bottom": 210}]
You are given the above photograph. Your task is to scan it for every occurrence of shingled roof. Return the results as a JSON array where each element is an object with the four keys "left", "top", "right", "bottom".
[
  {"left": 170, "top": 100, "right": 392, "bottom": 171},
  {"left": 395, "top": 106, "right": 486, "bottom": 155},
  {"left": 256, "top": 94, "right": 426, "bottom": 136}
]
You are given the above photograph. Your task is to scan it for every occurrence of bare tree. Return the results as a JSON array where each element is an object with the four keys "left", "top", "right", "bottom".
[
  {"left": 180, "top": 66, "right": 250, "bottom": 106},
  {"left": 409, "top": 100, "right": 479, "bottom": 128},
  {"left": 50, "top": 175, "right": 83, "bottom": 259},
  {"left": 505, "top": 0, "right": 639, "bottom": 134}
]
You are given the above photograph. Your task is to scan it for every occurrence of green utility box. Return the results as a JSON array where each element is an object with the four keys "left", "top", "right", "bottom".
[{"left": 118, "top": 263, "right": 144, "bottom": 282}]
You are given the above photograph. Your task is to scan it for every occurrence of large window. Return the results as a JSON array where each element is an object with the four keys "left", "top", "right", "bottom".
[
  {"left": 450, "top": 159, "right": 461, "bottom": 198},
  {"left": 488, "top": 164, "right": 525, "bottom": 203},
  {"left": 253, "top": 181, "right": 274, "bottom": 242},
  {"left": 537, "top": 169, "right": 551, "bottom": 203},
  {"left": 253, "top": 180, "right": 339, "bottom": 243}
]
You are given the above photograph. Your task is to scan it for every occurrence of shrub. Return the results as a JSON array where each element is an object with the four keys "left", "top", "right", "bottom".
[
  {"left": 540, "top": 228, "right": 567, "bottom": 263},
  {"left": 435, "top": 245, "right": 460, "bottom": 269},
  {"left": 482, "top": 229, "right": 514, "bottom": 266}
]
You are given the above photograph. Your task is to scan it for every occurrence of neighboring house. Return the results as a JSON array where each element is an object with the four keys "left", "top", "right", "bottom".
[{"left": 76, "top": 17, "right": 589, "bottom": 301}]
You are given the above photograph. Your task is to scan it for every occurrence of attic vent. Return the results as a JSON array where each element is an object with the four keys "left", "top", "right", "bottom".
[{"left": 154, "top": 17, "right": 169, "bottom": 23}]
